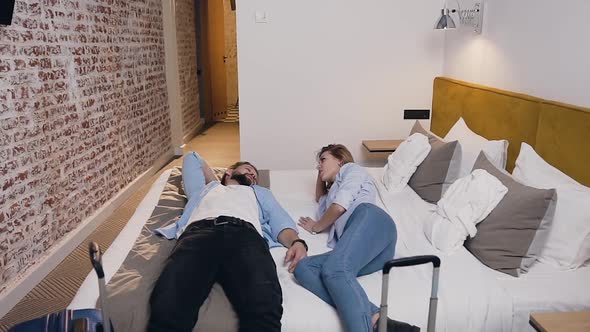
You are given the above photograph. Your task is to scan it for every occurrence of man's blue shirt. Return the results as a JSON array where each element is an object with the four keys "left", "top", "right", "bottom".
[{"left": 154, "top": 152, "right": 297, "bottom": 248}]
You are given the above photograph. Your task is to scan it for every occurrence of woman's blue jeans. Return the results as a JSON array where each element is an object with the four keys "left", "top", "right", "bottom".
[{"left": 294, "top": 203, "right": 397, "bottom": 332}]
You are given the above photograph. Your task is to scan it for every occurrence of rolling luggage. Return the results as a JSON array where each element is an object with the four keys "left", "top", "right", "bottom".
[
  {"left": 378, "top": 255, "right": 441, "bottom": 332},
  {"left": 9, "top": 242, "right": 113, "bottom": 332}
]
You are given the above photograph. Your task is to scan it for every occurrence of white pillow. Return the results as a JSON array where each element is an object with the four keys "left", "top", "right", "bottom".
[
  {"left": 382, "top": 133, "right": 431, "bottom": 192},
  {"left": 444, "top": 118, "right": 509, "bottom": 178},
  {"left": 424, "top": 169, "right": 508, "bottom": 253},
  {"left": 513, "top": 143, "right": 590, "bottom": 269}
]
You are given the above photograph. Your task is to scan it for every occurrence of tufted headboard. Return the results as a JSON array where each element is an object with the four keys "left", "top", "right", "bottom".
[{"left": 431, "top": 77, "right": 590, "bottom": 186}]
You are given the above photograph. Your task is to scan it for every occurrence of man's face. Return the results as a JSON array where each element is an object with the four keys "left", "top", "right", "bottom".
[{"left": 227, "top": 164, "right": 258, "bottom": 186}]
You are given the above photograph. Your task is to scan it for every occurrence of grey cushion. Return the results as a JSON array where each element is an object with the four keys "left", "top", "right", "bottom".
[
  {"left": 465, "top": 152, "right": 557, "bottom": 276},
  {"left": 408, "top": 121, "right": 462, "bottom": 203}
]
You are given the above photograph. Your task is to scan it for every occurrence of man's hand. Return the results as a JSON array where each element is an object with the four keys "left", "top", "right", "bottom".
[
  {"left": 277, "top": 229, "right": 308, "bottom": 273},
  {"left": 298, "top": 217, "right": 318, "bottom": 234},
  {"left": 284, "top": 242, "right": 307, "bottom": 273}
]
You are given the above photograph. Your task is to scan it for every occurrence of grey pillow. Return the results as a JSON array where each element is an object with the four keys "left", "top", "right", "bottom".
[
  {"left": 408, "top": 121, "right": 462, "bottom": 203},
  {"left": 465, "top": 152, "right": 557, "bottom": 276}
]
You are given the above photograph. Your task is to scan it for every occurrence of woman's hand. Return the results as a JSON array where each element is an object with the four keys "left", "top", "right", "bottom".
[{"left": 298, "top": 217, "right": 318, "bottom": 234}]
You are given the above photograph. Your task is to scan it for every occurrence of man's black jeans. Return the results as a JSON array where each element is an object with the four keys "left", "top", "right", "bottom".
[{"left": 148, "top": 220, "right": 283, "bottom": 332}]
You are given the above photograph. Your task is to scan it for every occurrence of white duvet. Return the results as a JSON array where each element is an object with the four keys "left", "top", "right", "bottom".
[
  {"left": 71, "top": 167, "right": 590, "bottom": 332},
  {"left": 424, "top": 169, "right": 508, "bottom": 254}
]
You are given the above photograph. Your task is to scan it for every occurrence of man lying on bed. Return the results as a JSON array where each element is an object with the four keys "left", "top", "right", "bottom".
[{"left": 149, "top": 151, "right": 308, "bottom": 332}]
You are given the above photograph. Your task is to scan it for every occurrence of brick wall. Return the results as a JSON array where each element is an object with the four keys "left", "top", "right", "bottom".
[
  {"left": 0, "top": 0, "right": 171, "bottom": 293},
  {"left": 175, "top": 0, "right": 200, "bottom": 138}
]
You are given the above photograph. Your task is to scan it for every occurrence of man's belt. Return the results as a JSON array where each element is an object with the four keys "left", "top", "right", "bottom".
[{"left": 194, "top": 215, "right": 256, "bottom": 231}]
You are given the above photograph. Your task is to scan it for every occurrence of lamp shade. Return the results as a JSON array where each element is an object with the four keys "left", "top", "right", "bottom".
[{"left": 435, "top": 8, "right": 456, "bottom": 30}]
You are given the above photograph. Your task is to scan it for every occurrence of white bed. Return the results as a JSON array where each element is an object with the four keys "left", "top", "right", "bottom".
[
  {"left": 494, "top": 262, "right": 590, "bottom": 331},
  {"left": 70, "top": 167, "right": 590, "bottom": 331}
]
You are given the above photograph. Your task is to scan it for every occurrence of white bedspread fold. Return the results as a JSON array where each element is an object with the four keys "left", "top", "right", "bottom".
[{"left": 423, "top": 169, "right": 508, "bottom": 253}]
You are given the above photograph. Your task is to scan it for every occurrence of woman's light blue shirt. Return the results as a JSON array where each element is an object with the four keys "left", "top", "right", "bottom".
[{"left": 318, "top": 163, "right": 377, "bottom": 248}]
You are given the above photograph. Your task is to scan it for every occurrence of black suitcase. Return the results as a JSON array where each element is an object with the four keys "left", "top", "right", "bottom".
[
  {"left": 378, "top": 255, "right": 441, "bottom": 332},
  {"left": 9, "top": 242, "right": 113, "bottom": 332}
]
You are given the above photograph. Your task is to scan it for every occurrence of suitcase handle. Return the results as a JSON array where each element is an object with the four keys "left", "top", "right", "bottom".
[
  {"left": 88, "top": 242, "right": 113, "bottom": 332},
  {"left": 379, "top": 255, "right": 441, "bottom": 332},
  {"left": 89, "top": 242, "right": 105, "bottom": 279},
  {"left": 382, "top": 255, "right": 441, "bottom": 274}
]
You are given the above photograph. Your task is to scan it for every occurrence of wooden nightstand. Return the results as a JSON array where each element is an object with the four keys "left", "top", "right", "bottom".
[
  {"left": 530, "top": 311, "right": 590, "bottom": 332},
  {"left": 362, "top": 140, "right": 404, "bottom": 153}
]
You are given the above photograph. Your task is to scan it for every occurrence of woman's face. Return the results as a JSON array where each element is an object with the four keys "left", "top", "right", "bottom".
[{"left": 317, "top": 151, "right": 341, "bottom": 182}]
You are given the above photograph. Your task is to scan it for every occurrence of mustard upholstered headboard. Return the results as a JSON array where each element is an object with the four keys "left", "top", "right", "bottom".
[{"left": 431, "top": 77, "right": 590, "bottom": 186}]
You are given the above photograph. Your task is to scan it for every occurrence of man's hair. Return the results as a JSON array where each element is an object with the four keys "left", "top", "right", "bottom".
[
  {"left": 317, "top": 144, "right": 354, "bottom": 165},
  {"left": 220, "top": 161, "right": 259, "bottom": 185}
]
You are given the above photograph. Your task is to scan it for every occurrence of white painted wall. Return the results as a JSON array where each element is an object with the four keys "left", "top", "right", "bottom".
[
  {"left": 444, "top": 0, "right": 590, "bottom": 108},
  {"left": 237, "top": 0, "right": 444, "bottom": 169}
]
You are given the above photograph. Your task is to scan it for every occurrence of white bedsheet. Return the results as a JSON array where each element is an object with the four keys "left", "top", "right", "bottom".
[
  {"left": 494, "top": 262, "right": 590, "bottom": 331},
  {"left": 70, "top": 167, "right": 590, "bottom": 331}
]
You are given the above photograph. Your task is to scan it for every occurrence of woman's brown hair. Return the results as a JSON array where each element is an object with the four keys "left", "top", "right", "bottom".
[{"left": 317, "top": 144, "right": 354, "bottom": 165}]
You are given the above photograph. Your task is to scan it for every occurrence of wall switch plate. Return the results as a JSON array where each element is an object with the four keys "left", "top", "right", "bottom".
[
  {"left": 255, "top": 10, "right": 268, "bottom": 23},
  {"left": 404, "top": 109, "right": 430, "bottom": 120}
]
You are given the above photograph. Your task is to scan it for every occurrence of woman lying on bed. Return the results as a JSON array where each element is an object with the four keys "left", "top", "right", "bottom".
[{"left": 294, "top": 144, "right": 418, "bottom": 332}]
